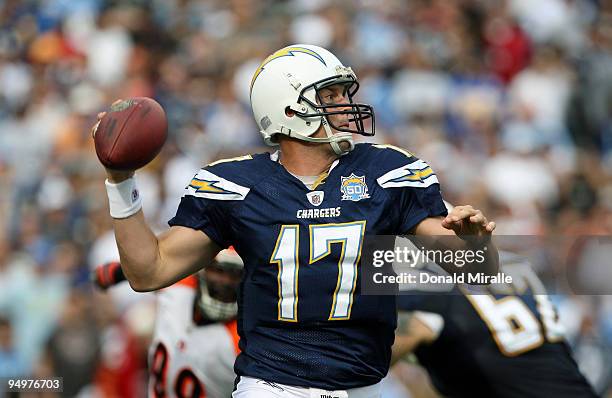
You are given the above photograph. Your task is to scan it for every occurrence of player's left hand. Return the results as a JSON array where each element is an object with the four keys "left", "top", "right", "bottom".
[{"left": 441, "top": 205, "right": 495, "bottom": 243}]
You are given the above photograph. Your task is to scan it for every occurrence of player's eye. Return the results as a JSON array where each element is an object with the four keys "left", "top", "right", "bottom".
[{"left": 318, "top": 93, "right": 333, "bottom": 104}]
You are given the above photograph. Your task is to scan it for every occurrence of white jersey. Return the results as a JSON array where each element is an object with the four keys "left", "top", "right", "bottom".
[{"left": 148, "top": 276, "right": 239, "bottom": 398}]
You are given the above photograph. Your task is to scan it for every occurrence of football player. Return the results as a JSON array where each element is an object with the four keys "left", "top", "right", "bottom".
[
  {"left": 392, "top": 251, "right": 599, "bottom": 398},
  {"left": 93, "top": 249, "right": 243, "bottom": 398},
  {"left": 94, "top": 44, "right": 499, "bottom": 397}
]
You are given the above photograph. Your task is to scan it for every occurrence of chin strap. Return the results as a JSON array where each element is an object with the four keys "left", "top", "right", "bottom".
[
  {"left": 321, "top": 118, "right": 354, "bottom": 155},
  {"left": 276, "top": 120, "right": 354, "bottom": 155}
]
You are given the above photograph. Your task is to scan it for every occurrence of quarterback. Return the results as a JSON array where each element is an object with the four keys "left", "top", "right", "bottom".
[{"left": 96, "top": 44, "right": 498, "bottom": 397}]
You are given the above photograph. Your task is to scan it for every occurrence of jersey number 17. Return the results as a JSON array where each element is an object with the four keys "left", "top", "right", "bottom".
[{"left": 270, "top": 221, "right": 366, "bottom": 322}]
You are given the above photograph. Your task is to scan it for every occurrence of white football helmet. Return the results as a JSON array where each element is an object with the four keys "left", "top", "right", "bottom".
[{"left": 250, "top": 44, "right": 375, "bottom": 155}]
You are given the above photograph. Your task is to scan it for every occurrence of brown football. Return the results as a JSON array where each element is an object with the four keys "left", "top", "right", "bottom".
[{"left": 94, "top": 97, "right": 168, "bottom": 170}]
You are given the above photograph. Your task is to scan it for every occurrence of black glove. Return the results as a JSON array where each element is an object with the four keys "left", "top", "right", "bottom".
[{"left": 92, "top": 261, "right": 126, "bottom": 289}]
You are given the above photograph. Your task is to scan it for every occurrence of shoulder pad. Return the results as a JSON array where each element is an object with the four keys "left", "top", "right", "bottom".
[
  {"left": 370, "top": 143, "right": 415, "bottom": 159},
  {"left": 352, "top": 143, "right": 415, "bottom": 168},
  {"left": 369, "top": 144, "right": 440, "bottom": 189}
]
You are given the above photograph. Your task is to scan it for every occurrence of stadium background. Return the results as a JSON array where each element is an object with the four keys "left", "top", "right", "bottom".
[{"left": 0, "top": 0, "right": 610, "bottom": 396}]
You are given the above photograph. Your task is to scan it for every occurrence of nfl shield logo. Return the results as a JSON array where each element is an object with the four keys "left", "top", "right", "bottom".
[
  {"left": 341, "top": 173, "right": 370, "bottom": 202},
  {"left": 307, "top": 191, "right": 324, "bottom": 206}
]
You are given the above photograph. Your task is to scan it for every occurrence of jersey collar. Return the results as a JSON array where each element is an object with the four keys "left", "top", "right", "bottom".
[{"left": 269, "top": 150, "right": 341, "bottom": 190}]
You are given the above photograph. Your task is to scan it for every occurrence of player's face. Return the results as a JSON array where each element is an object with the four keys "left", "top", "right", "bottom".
[
  {"left": 311, "top": 83, "right": 353, "bottom": 153},
  {"left": 203, "top": 265, "right": 242, "bottom": 303},
  {"left": 317, "top": 83, "right": 352, "bottom": 130}
]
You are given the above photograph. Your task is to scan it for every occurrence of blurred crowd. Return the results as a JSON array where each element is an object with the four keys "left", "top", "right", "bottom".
[{"left": 0, "top": 0, "right": 610, "bottom": 396}]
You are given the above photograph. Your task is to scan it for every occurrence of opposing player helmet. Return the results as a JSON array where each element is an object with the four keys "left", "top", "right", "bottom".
[
  {"left": 197, "top": 248, "right": 243, "bottom": 322},
  {"left": 250, "top": 44, "right": 375, "bottom": 155}
]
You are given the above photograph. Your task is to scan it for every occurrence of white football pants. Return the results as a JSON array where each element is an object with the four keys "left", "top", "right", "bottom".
[{"left": 232, "top": 376, "right": 382, "bottom": 398}]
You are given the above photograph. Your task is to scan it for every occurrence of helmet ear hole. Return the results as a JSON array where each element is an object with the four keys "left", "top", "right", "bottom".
[{"left": 285, "top": 106, "right": 295, "bottom": 117}]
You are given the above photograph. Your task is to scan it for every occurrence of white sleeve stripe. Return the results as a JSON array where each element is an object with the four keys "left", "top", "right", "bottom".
[
  {"left": 184, "top": 169, "right": 250, "bottom": 201},
  {"left": 377, "top": 160, "right": 439, "bottom": 189},
  {"left": 378, "top": 176, "right": 439, "bottom": 188}
]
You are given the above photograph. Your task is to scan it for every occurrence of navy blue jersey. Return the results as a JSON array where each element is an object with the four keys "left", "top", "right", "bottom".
[
  {"left": 397, "top": 259, "right": 598, "bottom": 398},
  {"left": 169, "top": 143, "right": 447, "bottom": 389}
]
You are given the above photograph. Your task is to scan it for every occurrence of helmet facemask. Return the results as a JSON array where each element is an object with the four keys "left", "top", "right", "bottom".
[
  {"left": 298, "top": 68, "right": 375, "bottom": 137},
  {"left": 197, "top": 261, "right": 242, "bottom": 322},
  {"left": 290, "top": 66, "right": 375, "bottom": 155}
]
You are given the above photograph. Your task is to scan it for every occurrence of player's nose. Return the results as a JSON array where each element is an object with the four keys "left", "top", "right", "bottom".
[{"left": 336, "top": 97, "right": 352, "bottom": 112}]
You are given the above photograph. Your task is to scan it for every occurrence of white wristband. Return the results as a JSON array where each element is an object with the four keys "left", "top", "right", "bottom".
[{"left": 105, "top": 177, "right": 142, "bottom": 219}]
